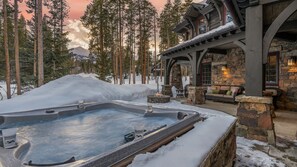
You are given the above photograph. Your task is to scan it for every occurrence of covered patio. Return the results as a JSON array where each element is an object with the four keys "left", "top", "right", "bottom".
[{"left": 161, "top": 0, "right": 297, "bottom": 145}]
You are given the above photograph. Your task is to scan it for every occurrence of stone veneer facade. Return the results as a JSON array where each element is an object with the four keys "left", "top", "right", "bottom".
[
  {"left": 200, "top": 122, "right": 236, "bottom": 167},
  {"left": 236, "top": 96, "right": 276, "bottom": 145},
  {"left": 200, "top": 39, "right": 297, "bottom": 111},
  {"left": 202, "top": 48, "right": 245, "bottom": 86}
]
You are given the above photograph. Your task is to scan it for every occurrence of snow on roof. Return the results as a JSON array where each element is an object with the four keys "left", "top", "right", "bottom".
[
  {"left": 0, "top": 74, "right": 156, "bottom": 114},
  {"left": 163, "top": 22, "right": 237, "bottom": 55}
]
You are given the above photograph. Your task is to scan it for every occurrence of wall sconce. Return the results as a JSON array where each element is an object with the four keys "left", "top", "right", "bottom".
[
  {"left": 288, "top": 57, "right": 296, "bottom": 66},
  {"left": 221, "top": 65, "right": 227, "bottom": 71}
]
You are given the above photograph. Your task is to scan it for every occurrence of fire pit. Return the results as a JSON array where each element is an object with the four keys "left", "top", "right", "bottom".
[{"left": 147, "top": 93, "right": 170, "bottom": 103}]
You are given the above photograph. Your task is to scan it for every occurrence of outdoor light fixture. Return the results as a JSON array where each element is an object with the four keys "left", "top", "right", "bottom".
[
  {"left": 221, "top": 65, "right": 227, "bottom": 71},
  {"left": 288, "top": 57, "right": 296, "bottom": 66}
]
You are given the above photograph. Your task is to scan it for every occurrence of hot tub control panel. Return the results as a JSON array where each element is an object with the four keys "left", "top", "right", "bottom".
[{"left": 0, "top": 128, "right": 17, "bottom": 149}]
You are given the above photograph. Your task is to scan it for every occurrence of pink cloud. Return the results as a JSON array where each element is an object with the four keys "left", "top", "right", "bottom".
[{"left": 19, "top": 0, "right": 166, "bottom": 20}]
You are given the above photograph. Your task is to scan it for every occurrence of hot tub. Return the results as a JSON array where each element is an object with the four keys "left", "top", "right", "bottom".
[{"left": 0, "top": 102, "right": 202, "bottom": 167}]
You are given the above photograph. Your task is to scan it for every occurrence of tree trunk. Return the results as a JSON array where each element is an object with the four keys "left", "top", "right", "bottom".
[
  {"left": 154, "top": 12, "right": 157, "bottom": 82},
  {"left": 3, "top": 0, "right": 11, "bottom": 99},
  {"left": 160, "top": 61, "right": 163, "bottom": 82},
  {"left": 37, "top": 0, "right": 44, "bottom": 86},
  {"left": 99, "top": 0, "right": 104, "bottom": 80},
  {"left": 14, "top": 0, "right": 21, "bottom": 95},
  {"left": 147, "top": 50, "right": 149, "bottom": 84},
  {"left": 132, "top": 31, "right": 136, "bottom": 84},
  {"left": 33, "top": 0, "right": 37, "bottom": 85},
  {"left": 119, "top": 0, "right": 123, "bottom": 85}
]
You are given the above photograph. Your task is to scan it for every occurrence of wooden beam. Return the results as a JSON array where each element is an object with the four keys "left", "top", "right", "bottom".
[
  {"left": 163, "top": 31, "right": 245, "bottom": 59},
  {"left": 263, "top": 0, "right": 297, "bottom": 63},
  {"left": 233, "top": 40, "right": 246, "bottom": 53},
  {"left": 260, "top": 0, "right": 291, "bottom": 5},
  {"left": 245, "top": 5, "right": 264, "bottom": 97}
]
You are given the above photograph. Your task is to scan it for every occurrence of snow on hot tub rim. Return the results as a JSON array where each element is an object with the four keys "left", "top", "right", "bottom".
[{"left": 0, "top": 102, "right": 199, "bottom": 129}]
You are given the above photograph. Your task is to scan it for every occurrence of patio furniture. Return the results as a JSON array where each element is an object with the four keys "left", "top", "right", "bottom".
[{"left": 205, "top": 85, "right": 244, "bottom": 103}]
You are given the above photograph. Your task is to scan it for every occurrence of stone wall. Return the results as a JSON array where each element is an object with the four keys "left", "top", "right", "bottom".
[
  {"left": 200, "top": 122, "right": 236, "bottom": 167},
  {"left": 200, "top": 39, "right": 297, "bottom": 111},
  {"left": 170, "top": 64, "right": 183, "bottom": 89},
  {"left": 236, "top": 96, "right": 276, "bottom": 145},
  {"left": 202, "top": 48, "right": 245, "bottom": 86},
  {"left": 187, "top": 86, "right": 206, "bottom": 105},
  {"left": 270, "top": 39, "right": 297, "bottom": 111}
]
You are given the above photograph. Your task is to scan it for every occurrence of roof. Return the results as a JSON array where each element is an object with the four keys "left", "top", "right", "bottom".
[
  {"left": 173, "top": 20, "right": 190, "bottom": 33},
  {"left": 162, "top": 22, "right": 238, "bottom": 56}
]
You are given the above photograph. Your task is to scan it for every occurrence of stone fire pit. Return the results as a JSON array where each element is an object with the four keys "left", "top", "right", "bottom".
[{"left": 147, "top": 94, "right": 170, "bottom": 103}]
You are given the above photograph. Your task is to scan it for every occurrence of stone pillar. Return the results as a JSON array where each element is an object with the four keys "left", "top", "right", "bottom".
[
  {"left": 187, "top": 86, "right": 206, "bottom": 105},
  {"left": 162, "top": 85, "right": 172, "bottom": 96},
  {"left": 236, "top": 96, "right": 276, "bottom": 145},
  {"left": 171, "top": 64, "right": 183, "bottom": 89}
]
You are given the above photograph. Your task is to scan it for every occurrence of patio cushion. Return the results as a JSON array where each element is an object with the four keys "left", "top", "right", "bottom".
[
  {"left": 220, "top": 86, "right": 230, "bottom": 90},
  {"left": 226, "top": 90, "right": 232, "bottom": 95},
  {"left": 212, "top": 90, "right": 220, "bottom": 94},
  {"left": 219, "top": 90, "right": 228, "bottom": 95},
  {"left": 231, "top": 87, "right": 240, "bottom": 96},
  {"left": 207, "top": 86, "right": 213, "bottom": 93}
]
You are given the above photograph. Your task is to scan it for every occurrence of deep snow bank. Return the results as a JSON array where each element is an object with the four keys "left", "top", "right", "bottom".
[{"left": 0, "top": 74, "right": 156, "bottom": 114}]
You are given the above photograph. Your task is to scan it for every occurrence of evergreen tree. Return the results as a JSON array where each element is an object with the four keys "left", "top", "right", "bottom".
[
  {"left": 81, "top": 0, "right": 112, "bottom": 81},
  {"left": 18, "top": 15, "right": 34, "bottom": 86},
  {"left": 3, "top": 0, "right": 11, "bottom": 98},
  {"left": 37, "top": 0, "right": 44, "bottom": 86},
  {"left": 44, "top": 0, "right": 71, "bottom": 80},
  {"left": 26, "top": 0, "right": 38, "bottom": 82}
]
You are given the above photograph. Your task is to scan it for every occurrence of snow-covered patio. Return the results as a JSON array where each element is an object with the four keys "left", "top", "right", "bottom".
[{"left": 0, "top": 74, "right": 296, "bottom": 167}]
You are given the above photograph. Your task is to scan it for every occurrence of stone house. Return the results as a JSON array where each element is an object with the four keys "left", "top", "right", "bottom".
[
  {"left": 161, "top": 0, "right": 297, "bottom": 111},
  {"left": 161, "top": 0, "right": 297, "bottom": 144}
]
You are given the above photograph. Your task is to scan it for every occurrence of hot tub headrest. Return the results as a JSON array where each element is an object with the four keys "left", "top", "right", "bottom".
[{"left": 177, "top": 112, "right": 188, "bottom": 120}]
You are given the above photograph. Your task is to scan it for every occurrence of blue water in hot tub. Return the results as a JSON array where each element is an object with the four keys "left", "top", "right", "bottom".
[{"left": 17, "top": 108, "right": 176, "bottom": 164}]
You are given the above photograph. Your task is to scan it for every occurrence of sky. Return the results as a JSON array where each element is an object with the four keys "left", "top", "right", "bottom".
[{"left": 17, "top": 0, "right": 202, "bottom": 50}]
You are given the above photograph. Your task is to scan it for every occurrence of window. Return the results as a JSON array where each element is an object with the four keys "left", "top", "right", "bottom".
[
  {"left": 202, "top": 63, "right": 212, "bottom": 86},
  {"left": 266, "top": 53, "right": 279, "bottom": 85}
]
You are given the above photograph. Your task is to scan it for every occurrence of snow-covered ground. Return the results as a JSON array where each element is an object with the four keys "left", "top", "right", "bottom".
[
  {"left": 0, "top": 82, "right": 17, "bottom": 100},
  {"left": 0, "top": 74, "right": 296, "bottom": 167},
  {"left": 0, "top": 74, "right": 157, "bottom": 114}
]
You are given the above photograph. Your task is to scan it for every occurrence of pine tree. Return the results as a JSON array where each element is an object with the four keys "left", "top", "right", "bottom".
[
  {"left": 14, "top": 0, "right": 22, "bottom": 95},
  {"left": 18, "top": 15, "right": 34, "bottom": 86},
  {"left": 45, "top": 0, "right": 71, "bottom": 80},
  {"left": 3, "top": 0, "right": 11, "bottom": 98},
  {"left": 81, "top": 0, "right": 112, "bottom": 81},
  {"left": 26, "top": 0, "right": 38, "bottom": 84},
  {"left": 124, "top": 0, "right": 137, "bottom": 84},
  {"left": 37, "top": 0, "right": 43, "bottom": 87}
]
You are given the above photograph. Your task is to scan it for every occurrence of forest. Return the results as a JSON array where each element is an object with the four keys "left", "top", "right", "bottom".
[{"left": 0, "top": 0, "right": 193, "bottom": 99}]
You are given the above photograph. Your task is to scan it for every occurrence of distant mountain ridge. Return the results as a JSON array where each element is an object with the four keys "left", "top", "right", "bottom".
[{"left": 69, "top": 46, "right": 90, "bottom": 61}]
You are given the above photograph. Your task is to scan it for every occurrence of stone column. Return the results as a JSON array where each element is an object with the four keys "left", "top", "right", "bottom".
[
  {"left": 187, "top": 86, "right": 206, "bottom": 105},
  {"left": 162, "top": 85, "right": 172, "bottom": 96},
  {"left": 236, "top": 96, "right": 276, "bottom": 145},
  {"left": 171, "top": 64, "right": 183, "bottom": 90}
]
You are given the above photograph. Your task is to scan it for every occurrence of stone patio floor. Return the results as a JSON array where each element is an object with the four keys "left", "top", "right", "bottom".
[{"left": 178, "top": 99, "right": 297, "bottom": 166}]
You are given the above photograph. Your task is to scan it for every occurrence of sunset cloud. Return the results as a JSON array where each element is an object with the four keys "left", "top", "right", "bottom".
[
  {"left": 65, "top": 20, "right": 89, "bottom": 49},
  {"left": 17, "top": 0, "right": 205, "bottom": 49}
]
